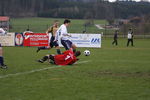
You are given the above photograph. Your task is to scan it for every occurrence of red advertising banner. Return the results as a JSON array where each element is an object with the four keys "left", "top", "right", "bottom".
[{"left": 23, "top": 33, "right": 49, "bottom": 46}]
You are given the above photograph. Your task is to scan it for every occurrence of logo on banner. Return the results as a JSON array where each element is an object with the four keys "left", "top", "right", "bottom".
[
  {"left": 24, "top": 35, "right": 30, "bottom": 39},
  {"left": 15, "top": 33, "right": 24, "bottom": 46},
  {"left": 79, "top": 34, "right": 89, "bottom": 40},
  {"left": 23, "top": 33, "right": 49, "bottom": 46},
  {"left": 91, "top": 38, "right": 100, "bottom": 44}
]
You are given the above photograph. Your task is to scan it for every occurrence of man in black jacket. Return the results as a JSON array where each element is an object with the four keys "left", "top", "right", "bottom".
[{"left": 112, "top": 30, "right": 118, "bottom": 46}]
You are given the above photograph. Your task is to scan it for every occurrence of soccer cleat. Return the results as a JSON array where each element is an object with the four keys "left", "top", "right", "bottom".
[
  {"left": 0, "top": 65, "right": 8, "bottom": 69},
  {"left": 37, "top": 59, "right": 44, "bottom": 63},
  {"left": 36, "top": 47, "right": 41, "bottom": 53}
]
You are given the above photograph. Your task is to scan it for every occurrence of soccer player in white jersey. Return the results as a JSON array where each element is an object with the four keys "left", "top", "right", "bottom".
[
  {"left": 55, "top": 19, "right": 76, "bottom": 53},
  {"left": 0, "top": 27, "right": 7, "bottom": 69},
  {"left": 0, "top": 43, "right": 7, "bottom": 69}
]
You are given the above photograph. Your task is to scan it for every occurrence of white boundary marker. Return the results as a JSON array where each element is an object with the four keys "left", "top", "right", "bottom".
[{"left": 0, "top": 60, "right": 90, "bottom": 79}]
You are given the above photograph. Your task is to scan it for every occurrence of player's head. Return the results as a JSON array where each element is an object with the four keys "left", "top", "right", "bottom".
[
  {"left": 53, "top": 20, "right": 59, "bottom": 27},
  {"left": 74, "top": 51, "right": 81, "bottom": 57},
  {"left": 64, "top": 19, "right": 71, "bottom": 27},
  {"left": 26, "top": 28, "right": 30, "bottom": 31}
]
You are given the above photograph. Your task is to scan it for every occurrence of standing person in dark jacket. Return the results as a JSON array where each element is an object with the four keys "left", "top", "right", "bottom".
[
  {"left": 127, "top": 29, "right": 134, "bottom": 47},
  {"left": 112, "top": 30, "right": 118, "bottom": 46}
]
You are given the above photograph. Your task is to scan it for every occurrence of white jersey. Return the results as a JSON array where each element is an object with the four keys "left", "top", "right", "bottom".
[
  {"left": 55, "top": 24, "right": 69, "bottom": 41},
  {"left": 127, "top": 33, "right": 132, "bottom": 39},
  {"left": 0, "top": 28, "right": 6, "bottom": 35}
]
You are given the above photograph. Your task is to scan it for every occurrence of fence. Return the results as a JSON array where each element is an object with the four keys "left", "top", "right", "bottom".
[{"left": 9, "top": 24, "right": 150, "bottom": 39}]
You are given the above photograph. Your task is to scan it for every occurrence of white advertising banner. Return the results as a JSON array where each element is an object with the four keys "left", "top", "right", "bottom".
[
  {"left": 69, "top": 34, "right": 101, "bottom": 48},
  {"left": 55, "top": 33, "right": 101, "bottom": 48},
  {"left": 0, "top": 33, "right": 15, "bottom": 46}
]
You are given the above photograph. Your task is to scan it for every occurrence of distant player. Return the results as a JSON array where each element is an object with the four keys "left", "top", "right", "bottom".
[
  {"left": 127, "top": 29, "right": 134, "bottom": 47},
  {"left": 112, "top": 30, "right": 118, "bottom": 46},
  {"left": 38, "top": 49, "right": 81, "bottom": 65},
  {"left": 37, "top": 20, "right": 61, "bottom": 54},
  {"left": 0, "top": 44, "right": 7, "bottom": 69},
  {"left": 55, "top": 19, "right": 77, "bottom": 53}
]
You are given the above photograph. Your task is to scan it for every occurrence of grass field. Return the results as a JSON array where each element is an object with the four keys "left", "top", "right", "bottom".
[
  {"left": 10, "top": 17, "right": 108, "bottom": 33},
  {"left": 0, "top": 38, "right": 150, "bottom": 100}
]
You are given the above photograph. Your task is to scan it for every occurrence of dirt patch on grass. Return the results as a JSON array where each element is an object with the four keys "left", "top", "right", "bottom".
[
  {"left": 49, "top": 77, "right": 65, "bottom": 80},
  {"left": 102, "top": 47, "right": 150, "bottom": 51},
  {"left": 88, "top": 71, "right": 150, "bottom": 78}
]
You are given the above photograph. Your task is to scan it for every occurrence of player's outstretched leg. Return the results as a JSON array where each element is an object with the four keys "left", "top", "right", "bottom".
[
  {"left": 53, "top": 41, "right": 61, "bottom": 54},
  {"left": 0, "top": 57, "right": 8, "bottom": 69},
  {"left": 55, "top": 46, "right": 61, "bottom": 54},
  {"left": 36, "top": 46, "right": 51, "bottom": 53},
  {"left": 37, "top": 55, "right": 49, "bottom": 63},
  {"left": 72, "top": 44, "right": 77, "bottom": 53}
]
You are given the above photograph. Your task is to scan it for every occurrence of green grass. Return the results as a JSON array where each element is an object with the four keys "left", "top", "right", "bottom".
[
  {"left": 10, "top": 17, "right": 108, "bottom": 33},
  {"left": 0, "top": 38, "right": 150, "bottom": 100}
]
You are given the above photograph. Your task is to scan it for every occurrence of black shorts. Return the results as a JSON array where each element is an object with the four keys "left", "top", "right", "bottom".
[
  {"left": 0, "top": 43, "right": 1, "bottom": 47},
  {"left": 50, "top": 36, "right": 59, "bottom": 48},
  {"left": 61, "top": 40, "right": 72, "bottom": 50}
]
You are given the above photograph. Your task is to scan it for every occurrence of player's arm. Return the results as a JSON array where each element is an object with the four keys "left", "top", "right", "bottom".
[
  {"left": 54, "top": 29, "right": 59, "bottom": 41},
  {"left": 62, "top": 33, "right": 71, "bottom": 37},
  {"left": 46, "top": 27, "right": 53, "bottom": 34},
  {"left": 61, "top": 27, "right": 71, "bottom": 37}
]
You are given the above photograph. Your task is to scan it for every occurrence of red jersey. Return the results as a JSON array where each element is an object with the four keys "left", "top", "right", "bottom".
[{"left": 54, "top": 50, "right": 78, "bottom": 65}]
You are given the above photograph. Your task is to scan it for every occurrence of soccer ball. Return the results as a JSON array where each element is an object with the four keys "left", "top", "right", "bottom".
[{"left": 84, "top": 50, "right": 90, "bottom": 56}]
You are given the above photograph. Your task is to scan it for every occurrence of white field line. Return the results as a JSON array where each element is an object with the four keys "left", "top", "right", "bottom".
[
  {"left": 74, "top": 60, "right": 90, "bottom": 64},
  {"left": 0, "top": 60, "right": 90, "bottom": 79}
]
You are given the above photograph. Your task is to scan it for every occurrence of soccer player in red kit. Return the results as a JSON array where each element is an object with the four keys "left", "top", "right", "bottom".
[{"left": 38, "top": 49, "right": 81, "bottom": 65}]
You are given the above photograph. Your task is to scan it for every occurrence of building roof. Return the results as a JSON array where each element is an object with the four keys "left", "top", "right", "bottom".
[{"left": 0, "top": 16, "right": 10, "bottom": 21}]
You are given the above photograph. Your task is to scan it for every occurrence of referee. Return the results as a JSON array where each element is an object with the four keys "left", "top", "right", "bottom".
[{"left": 127, "top": 29, "right": 134, "bottom": 47}]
